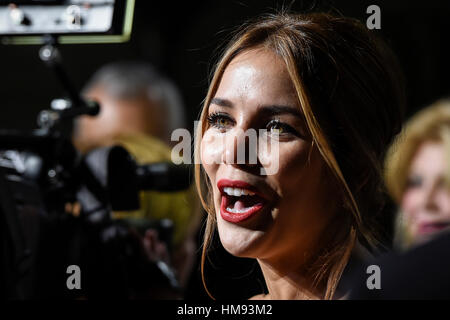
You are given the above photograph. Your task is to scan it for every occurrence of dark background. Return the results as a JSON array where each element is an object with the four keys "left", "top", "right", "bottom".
[
  {"left": 0, "top": 0, "right": 449, "bottom": 131},
  {"left": 0, "top": 0, "right": 449, "bottom": 300}
]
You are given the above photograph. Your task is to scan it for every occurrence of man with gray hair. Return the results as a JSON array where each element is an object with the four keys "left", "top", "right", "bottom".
[
  {"left": 74, "top": 61, "right": 186, "bottom": 151},
  {"left": 73, "top": 61, "right": 200, "bottom": 292}
]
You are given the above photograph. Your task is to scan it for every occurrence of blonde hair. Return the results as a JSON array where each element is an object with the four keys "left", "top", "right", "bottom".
[
  {"left": 195, "top": 12, "right": 405, "bottom": 299},
  {"left": 385, "top": 100, "right": 450, "bottom": 204}
]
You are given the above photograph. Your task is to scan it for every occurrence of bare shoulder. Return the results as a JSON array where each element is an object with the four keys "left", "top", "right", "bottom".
[{"left": 249, "top": 293, "right": 270, "bottom": 300}]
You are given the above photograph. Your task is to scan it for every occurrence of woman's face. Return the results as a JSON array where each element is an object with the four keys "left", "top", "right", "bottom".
[
  {"left": 200, "top": 48, "right": 337, "bottom": 264},
  {"left": 401, "top": 141, "right": 450, "bottom": 245}
]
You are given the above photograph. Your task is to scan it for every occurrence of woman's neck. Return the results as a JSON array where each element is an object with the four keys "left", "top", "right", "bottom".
[
  {"left": 257, "top": 257, "right": 325, "bottom": 300},
  {"left": 255, "top": 224, "right": 356, "bottom": 300}
]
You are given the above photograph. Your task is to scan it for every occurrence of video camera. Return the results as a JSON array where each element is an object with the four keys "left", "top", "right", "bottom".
[{"left": 0, "top": 0, "right": 192, "bottom": 299}]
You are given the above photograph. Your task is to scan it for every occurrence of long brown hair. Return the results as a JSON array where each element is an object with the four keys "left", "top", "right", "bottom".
[{"left": 194, "top": 11, "right": 405, "bottom": 299}]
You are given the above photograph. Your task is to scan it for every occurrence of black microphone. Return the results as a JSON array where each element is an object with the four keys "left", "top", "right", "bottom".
[
  {"left": 37, "top": 99, "right": 100, "bottom": 129},
  {"left": 80, "top": 146, "right": 193, "bottom": 212}
]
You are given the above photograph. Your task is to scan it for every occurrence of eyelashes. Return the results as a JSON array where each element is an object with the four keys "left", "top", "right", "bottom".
[
  {"left": 206, "top": 112, "right": 234, "bottom": 130},
  {"left": 266, "top": 119, "right": 299, "bottom": 136},
  {"left": 206, "top": 112, "right": 301, "bottom": 137}
]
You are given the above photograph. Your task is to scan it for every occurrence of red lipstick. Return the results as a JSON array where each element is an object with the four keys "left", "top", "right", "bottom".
[
  {"left": 217, "top": 179, "right": 267, "bottom": 223},
  {"left": 418, "top": 222, "right": 450, "bottom": 235}
]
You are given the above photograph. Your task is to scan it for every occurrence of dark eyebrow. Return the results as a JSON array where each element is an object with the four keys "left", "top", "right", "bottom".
[
  {"left": 259, "top": 105, "right": 304, "bottom": 119},
  {"left": 210, "top": 97, "right": 233, "bottom": 108},
  {"left": 210, "top": 96, "right": 304, "bottom": 119}
]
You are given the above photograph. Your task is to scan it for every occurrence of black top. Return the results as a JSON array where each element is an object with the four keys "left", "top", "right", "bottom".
[{"left": 349, "top": 231, "right": 450, "bottom": 299}]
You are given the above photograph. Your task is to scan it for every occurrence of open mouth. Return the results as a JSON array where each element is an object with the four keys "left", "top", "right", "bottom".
[{"left": 217, "top": 180, "right": 268, "bottom": 223}]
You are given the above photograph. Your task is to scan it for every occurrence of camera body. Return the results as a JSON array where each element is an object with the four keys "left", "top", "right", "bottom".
[
  {"left": 0, "top": 133, "right": 187, "bottom": 299},
  {"left": 0, "top": 0, "right": 186, "bottom": 300}
]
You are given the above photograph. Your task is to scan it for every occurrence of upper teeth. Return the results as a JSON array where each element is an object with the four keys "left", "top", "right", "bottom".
[{"left": 223, "top": 187, "right": 255, "bottom": 197}]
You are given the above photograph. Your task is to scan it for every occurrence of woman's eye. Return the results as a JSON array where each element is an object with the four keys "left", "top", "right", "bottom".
[
  {"left": 406, "top": 175, "right": 422, "bottom": 189},
  {"left": 266, "top": 120, "right": 297, "bottom": 136},
  {"left": 207, "top": 112, "right": 233, "bottom": 130}
]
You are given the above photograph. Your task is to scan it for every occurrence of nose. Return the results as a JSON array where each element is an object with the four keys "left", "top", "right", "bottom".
[{"left": 222, "top": 127, "right": 259, "bottom": 169}]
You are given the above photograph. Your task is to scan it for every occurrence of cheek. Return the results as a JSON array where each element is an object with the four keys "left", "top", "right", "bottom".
[
  {"left": 100, "top": 105, "right": 120, "bottom": 128},
  {"left": 272, "top": 141, "right": 316, "bottom": 193},
  {"left": 200, "top": 129, "right": 224, "bottom": 179},
  {"left": 436, "top": 190, "right": 450, "bottom": 216},
  {"left": 75, "top": 116, "right": 97, "bottom": 138},
  {"left": 401, "top": 190, "right": 420, "bottom": 221},
  {"left": 81, "top": 106, "right": 114, "bottom": 134}
]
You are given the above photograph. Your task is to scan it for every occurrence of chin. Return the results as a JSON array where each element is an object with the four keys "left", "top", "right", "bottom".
[{"left": 216, "top": 216, "right": 267, "bottom": 258}]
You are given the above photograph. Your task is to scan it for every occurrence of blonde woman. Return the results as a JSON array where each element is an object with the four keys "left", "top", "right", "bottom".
[
  {"left": 385, "top": 100, "right": 450, "bottom": 250},
  {"left": 351, "top": 105, "right": 450, "bottom": 299},
  {"left": 195, "top": 12, "right": 405, "bottom": 299}
]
